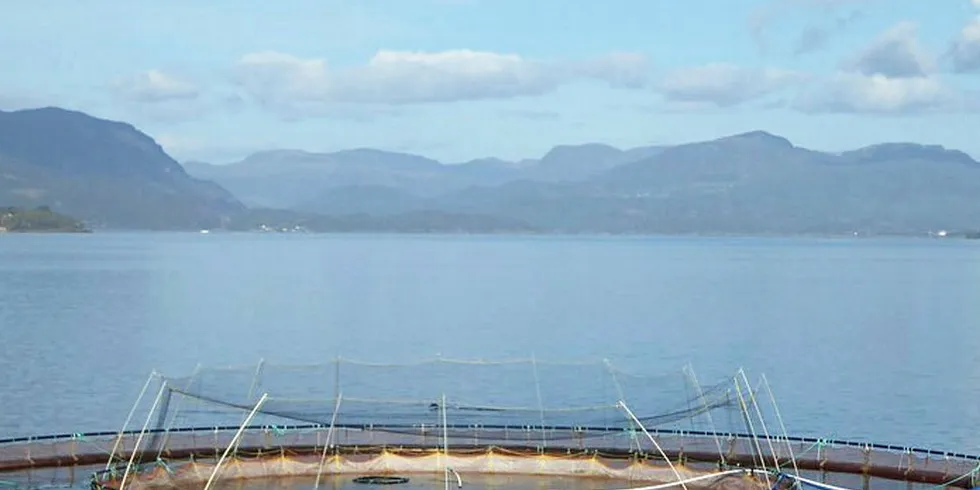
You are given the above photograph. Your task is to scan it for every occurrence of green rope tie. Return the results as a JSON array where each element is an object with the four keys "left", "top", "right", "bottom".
[
  {"left": 777, "top": 436, "right": 833, "bottom": 469},
  {"left": 920, "top": 461, "right": 980, "bottom": 490},
  {"left": 156, "top": 458, "right": 176, "bottom": 476}
]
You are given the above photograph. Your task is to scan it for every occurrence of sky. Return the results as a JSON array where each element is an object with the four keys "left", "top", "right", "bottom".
[{"left": 1, "top": 0, "right": 979, "bottom": 164}]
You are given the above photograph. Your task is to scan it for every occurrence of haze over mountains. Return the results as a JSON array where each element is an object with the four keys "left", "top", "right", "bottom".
[
  {"left": 184, "top": 142, "right": 666, "bottom": 209},
  {"left": 2, "top": 106, "right": 980, "bottom": 234},
  {"left": 189, "top": 130, "right": 980, "bottom": 235}
]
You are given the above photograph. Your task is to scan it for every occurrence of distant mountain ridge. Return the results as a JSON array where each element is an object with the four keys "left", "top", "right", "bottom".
[
  {"left": 0, "top": 107, "right": 534, "bottom": 232},
  {"left": 189, "top": 142, "right": 667, "bottom": 210},
  {"left": 0, "top": 107, "right": 244, "bottom": 229},
  {"left": 3, "top": 105, "right": 979, "bottom": 234},
  {"left": 186, "top": 130, "right": 980, "bottom": 235}
]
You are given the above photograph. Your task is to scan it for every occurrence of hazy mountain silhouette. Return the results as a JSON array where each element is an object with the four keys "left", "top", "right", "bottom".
[
  {"left": 0, "top": 107, "right": 244, "bottom": 229},
  {"left": 184, "top": 129, "right": 980, "bottom": 234},
  {"left": 4, "top": 106, "right": 978, "bottom": 234},
  {"left": 188, "top": 148, "right": 508, "bottom": 208},
  {"left": 0, "top": 107, "right": 532, "bottom": 232},
  {"left": 191, "top": 143, "right": 663, "bottom": 209}
]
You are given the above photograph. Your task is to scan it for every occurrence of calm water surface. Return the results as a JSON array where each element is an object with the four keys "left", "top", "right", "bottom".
[{"left": 1, "top": 233, "right": 978, "bottom": 452}]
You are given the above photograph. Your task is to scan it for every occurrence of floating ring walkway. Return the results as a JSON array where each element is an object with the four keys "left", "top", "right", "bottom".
[{"left": 1, "top": 425, "right": 977, "bottom": 490}]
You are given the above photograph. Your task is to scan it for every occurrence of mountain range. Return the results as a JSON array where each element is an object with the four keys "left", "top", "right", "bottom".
[
  {"left": 2, "top": 106, "right": 979, "bottom": 234},
  {"left": 0, "top": 107, "right": 243, "bottom": 229},
  {"left": 189, "top": 131, "right": 980, "bottom": 235}
]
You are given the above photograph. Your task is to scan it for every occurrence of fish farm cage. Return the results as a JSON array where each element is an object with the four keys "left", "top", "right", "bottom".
[{"left": 1, "top": 358, "right": 978, "bottom": 490}]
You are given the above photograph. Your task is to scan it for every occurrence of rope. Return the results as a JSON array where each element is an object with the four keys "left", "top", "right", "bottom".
[
  {"left": 774, "top": 437, "right": 980, "bottom": 490},
  {"left": 609, "top": 469, "right": 749, "bottom": 490},
  {"left": 156, "top": 458, "right": 176, "bottom": 476},
  {"left": 778, "top": 436, "right": 834, "bottom": 469},
  {"left": 919, "top": 461, "right": 980, "bottom": 490}
]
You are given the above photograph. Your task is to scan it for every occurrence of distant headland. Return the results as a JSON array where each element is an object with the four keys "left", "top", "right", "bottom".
[{"left": 0, "top": 206, "right": 89, "bottom": 233}]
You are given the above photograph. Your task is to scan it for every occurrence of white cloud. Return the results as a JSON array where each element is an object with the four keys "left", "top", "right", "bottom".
[
  {"left": 233, "top": 51, "right": 332, "bottom": 114},
  {"left": 795, "top": 72, "right": 957, "bottom": 114},
  {"left": 341, "top": 49, "right": 561, "bottom": 104},
  {"left": 948, "top": 18, "right": 980, "bottom": 73},
  {"left": 110, "top": 73, "right": 240, "bottom": 123},
  {"left": 658, "top": 64, "right": 805, "bottom": 107},
  {"left": 845, "top": 22, "right": 934, "bottom": 78},
  {"left": 795, "top": 18, "right": 977, "bottom": 115},
  {"left": 233, "top": 49, "right": 650, "bottom": 116},
  {"left": 112, "top": 69, "right": 199, "bottom": 103}
]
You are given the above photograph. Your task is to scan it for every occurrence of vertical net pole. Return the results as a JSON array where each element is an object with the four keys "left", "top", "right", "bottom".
[
  {"left": 204, "top": 394, "right": 269, "bottom": 490},
  {"left": 683, "top": 364, "right": 726, "bottom": 466},
  {"left": 530, "top": 354, "right": 547, "bottom": 449},
  {"left": 246, "top": 358, "right": 265, "bottom": 403},
  {"left": 333, "top": 356, "right": 341, "bottom": 407},
  {"left": 741, "top": 370, "right": 781, "bottom": 473},
  {"left": 106, "top": 371, "right": 157, "bottom": 470},
  {"left": 119, "top": 382, "right": 169, "bottom": 490},
  {"left": 232, "top": 362, "right": 268, "bottom": 457},
  {"left": 157, "top": 363, "right": 201, "bottom": 458},
  {"left": 683, "top": 375, "right": 694, "bottom": 432},
  {"left": 146, "top": 386, "right": 173, "bottom": 455},
  {"left": 603, "top": 359, "right": 640, "bottom": 451},
  {"left": 733, "top": 374, "right": 770, "bottom": 487},
  {"left": 156, "top": 364, "right": 202, "bottom": 458},
  {"left": 314, "top": 393, "right": 343, "bottom": 490},
  {"left": 617, "top": 400, "right": 689, "bottom": 490},
  {"left": 442, "top": 393, "right": 450, "bottom": 490},
  {"left": 761, "top": 374, "right": 800, "bottom": 479}
]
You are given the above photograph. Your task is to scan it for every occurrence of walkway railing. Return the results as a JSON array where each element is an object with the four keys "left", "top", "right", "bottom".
[{"left": 2, "top": 425, "right": 979, "bottom": 489}]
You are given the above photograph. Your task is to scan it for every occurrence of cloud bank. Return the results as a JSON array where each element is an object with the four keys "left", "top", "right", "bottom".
[
  {"left": 112, "top": 70, "right": 199, "bottom": 103},
  {"left": 233, "top": 49, "right": 650, "bottom": 116},
  {"left": 798, "top": 21, "right": 973, "bottom": 115}
]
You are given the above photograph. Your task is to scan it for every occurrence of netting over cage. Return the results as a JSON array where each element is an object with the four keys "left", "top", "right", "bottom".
[
  {"left": 156, "top": 358, "right": 742, "bottom": 438},
  {"left": 5, "top": 358, "right": 979, "bottom": 490},
  {"left": 86, "top": 359, "right": 815, "bottom": 490}
]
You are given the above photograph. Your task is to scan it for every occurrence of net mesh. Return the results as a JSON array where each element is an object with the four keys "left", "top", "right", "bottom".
[
  {"left": 91, "top": 360, "right": 782, "bottom": 490},
  {"left": 4, "top": 360, "right": 976, "bottom": 490},
  {"left": 155, "top": 359, "right": 741, "bottom": 438},
  {"left": 105, "top": 449, "right": 765, "bottom": 490}
]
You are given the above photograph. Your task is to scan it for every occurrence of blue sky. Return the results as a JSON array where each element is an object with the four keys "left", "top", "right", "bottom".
[{"left": 1, "top": 0, "right": 979, "bottom": 163}]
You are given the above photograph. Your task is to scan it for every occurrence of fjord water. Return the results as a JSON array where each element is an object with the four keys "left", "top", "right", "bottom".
[{"left": 1, "top": 233, "right": 979, "bottom": 453}]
